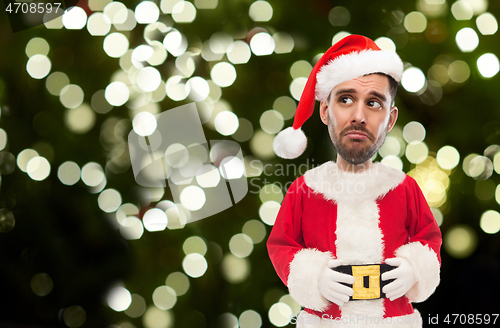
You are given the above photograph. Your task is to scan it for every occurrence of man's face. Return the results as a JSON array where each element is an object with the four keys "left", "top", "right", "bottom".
[{"left": 319, "top": 74, "right": 398, "bottom": 165}]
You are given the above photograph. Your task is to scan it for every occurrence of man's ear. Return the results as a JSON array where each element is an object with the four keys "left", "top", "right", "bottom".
[
  {"left": 387, "top": 106, "right": 398, "bottom": 132},
  {"left": 319, "top": 101, "right": 329, "bottom": 125}
]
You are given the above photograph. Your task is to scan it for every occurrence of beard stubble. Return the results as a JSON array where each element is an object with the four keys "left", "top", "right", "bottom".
[{"left": 327, "top": 113, "right": 388, "bottom": 165}]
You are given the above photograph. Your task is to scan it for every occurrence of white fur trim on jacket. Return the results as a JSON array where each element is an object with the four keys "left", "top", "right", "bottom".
[
  {"left": 395, "top": 242, "right": 440, "bottom": 303},
  {"left": 304, "top": 161, "right": 406, "bottom": 205},
  {"left": 273, "top": 127, "right": 308, "bottom": 159},
  {"left": 315, "top": 50, "right": 404, "bottom": 102},
  {"left": 293, "top": 309, "right": 423, "bottom": 328},
  {"left": 288, "top": 248, "right": 334, "bottom": 312}
]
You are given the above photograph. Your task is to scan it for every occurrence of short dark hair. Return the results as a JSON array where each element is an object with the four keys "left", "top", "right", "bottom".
[
  {"left": 326, "top": 73, "right": 399, "bottom": 105},
  {"left": 375, "top": 73, "right": 398, "bottom": 105}
]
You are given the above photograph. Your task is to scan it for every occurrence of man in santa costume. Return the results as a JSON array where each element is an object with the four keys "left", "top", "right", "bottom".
[{"left": 267, "top": 35, "right": 442, "bottom": 327}]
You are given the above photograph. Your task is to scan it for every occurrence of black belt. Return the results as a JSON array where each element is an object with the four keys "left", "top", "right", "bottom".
[{"left": 334, "top": 264, "right": 396, "bottom": 301}]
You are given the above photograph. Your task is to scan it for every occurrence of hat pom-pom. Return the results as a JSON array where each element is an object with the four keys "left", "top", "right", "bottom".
[{"left": 273, "top": 127, "right": 307, "bottom": 159}]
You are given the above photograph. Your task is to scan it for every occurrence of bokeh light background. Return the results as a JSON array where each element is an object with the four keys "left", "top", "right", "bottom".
[{"left": 1, "top": 0, "right": 499, "bottom": 327}]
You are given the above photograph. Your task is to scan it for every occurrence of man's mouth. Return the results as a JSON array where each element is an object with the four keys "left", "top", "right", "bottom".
[{"left": 344, "top": 131, "right": 370, "bottom": 140}]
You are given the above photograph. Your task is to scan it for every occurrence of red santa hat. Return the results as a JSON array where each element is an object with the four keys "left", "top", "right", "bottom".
[{"left": 273, "top": 34, "right": 404, "bottom": 159}]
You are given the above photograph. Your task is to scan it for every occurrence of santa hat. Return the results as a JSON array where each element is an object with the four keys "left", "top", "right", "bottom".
[{"left": 273, "top": 34, "right": 404, "bottom": 159}]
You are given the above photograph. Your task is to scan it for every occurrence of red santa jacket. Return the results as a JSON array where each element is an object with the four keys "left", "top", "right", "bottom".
[{"left": 267, "top": 162, "right": 442, "bottom": 327}]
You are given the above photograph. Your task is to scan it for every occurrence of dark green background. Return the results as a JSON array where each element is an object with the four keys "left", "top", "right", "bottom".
[{"left": 0, "top": 0, "right": 499, "bottom": 327}]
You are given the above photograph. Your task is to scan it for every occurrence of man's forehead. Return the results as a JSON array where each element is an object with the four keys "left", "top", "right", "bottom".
[{"left": 331, "top": 74, "right": 391, "bottom": 95}]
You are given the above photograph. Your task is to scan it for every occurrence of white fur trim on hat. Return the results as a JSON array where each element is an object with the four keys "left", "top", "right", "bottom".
[
  {"left": 316, "top": 50, "right": 404, "bottom": 102},
  {"left": 273, "top": 127, "right": 307, "bottom": 159}
]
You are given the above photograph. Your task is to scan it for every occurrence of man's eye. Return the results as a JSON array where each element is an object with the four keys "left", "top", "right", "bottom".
[
  {"left": 368, "top": 100, "right": 382, "bottom": 108},
  {"left": 340, "top": 97, "right": 353, "bottom": 104}
]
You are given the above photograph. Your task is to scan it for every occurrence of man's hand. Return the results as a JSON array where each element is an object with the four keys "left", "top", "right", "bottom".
[
  {"left": 381, "top": 258, "right": 415, "bottom": 301},
  {"left": 318, "top": 259, "right": 354, "bottom": 307}
]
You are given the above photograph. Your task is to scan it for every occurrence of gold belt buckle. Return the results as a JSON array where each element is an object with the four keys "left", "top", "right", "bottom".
[
  {"left": 334, "top": 263, "right": 396, "bottom": 301},
  {"left": 351, "top": 265, "right": 381, "bottom": 300}
]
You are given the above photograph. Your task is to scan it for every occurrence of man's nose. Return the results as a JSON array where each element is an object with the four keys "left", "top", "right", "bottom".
[{"left": 350, "top": 103, "right": 366, "bottom": 124}]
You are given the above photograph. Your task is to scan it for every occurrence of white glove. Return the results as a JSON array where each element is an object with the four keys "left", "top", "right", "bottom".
[
  {"left": 381, "top": 258, "right": 415, "bottom": 301},
  {"left": 318, "top": 259, "right": 355, "bottom": 307}
]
